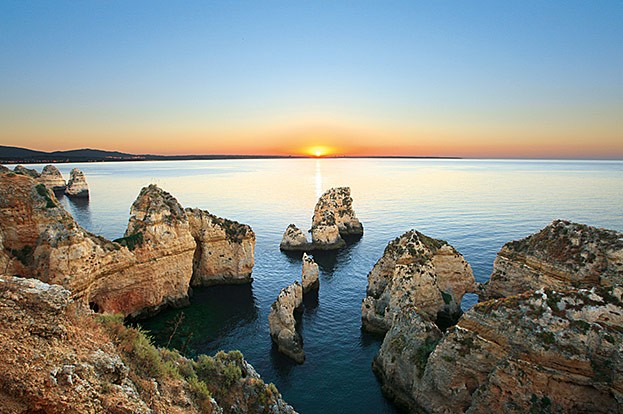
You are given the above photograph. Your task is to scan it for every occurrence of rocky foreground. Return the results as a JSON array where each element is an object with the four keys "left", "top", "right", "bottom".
[
  {"left": 369, "top": 221, "right": 623, "bottom": 413},
  {"left": 0, "top": 276, "right": 296, "bottom": 414},
  {"left": 0, "top": 172, "right": 255, "bottom": 318}
]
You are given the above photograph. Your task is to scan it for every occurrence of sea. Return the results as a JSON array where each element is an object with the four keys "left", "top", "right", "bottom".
[{"left": 26, "top": 158, "right": 623, "bottom": 414}]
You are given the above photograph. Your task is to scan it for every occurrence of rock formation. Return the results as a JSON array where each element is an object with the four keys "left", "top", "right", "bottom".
[
  {"left": 65, "top": 167, "right": 89, "bottom": 198},
  {"left": 13, "top": 164, "right": 40, "bottom": 178},
  {"left": 186, "top": 207, "right": 255, "bottom": 286},
  {"left": 279, "top": 224, "right": 311, "bottom": 251},
  {"left": 0, "top": 275, "right": 297, "bottom": 414},
  {"left": 361, "top": 229, "right": 476, "bottom": 334},
  {"left": 268, "top": 282, "right": 305, "bottom": 363},
  {"left": 38, "top": 164, "right": 66, "bottom": 191},
  {"left": 0, "top": 174, "right": 254, "bottom": 318},
  {"left": 301, "top": 252, "right": 319, "bottom": 293},
  {"left": 374, "top": 285, "right": 623, "bottom": 413},
  {"left": 480, "top": 220, "right": 623, "bottom": 301},
  {"left": 310, "top": 187, "right": 362, "bottom": 249}
]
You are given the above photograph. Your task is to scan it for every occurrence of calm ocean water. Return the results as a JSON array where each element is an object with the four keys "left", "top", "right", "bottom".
[{"left": 27, "top": 159, "right": 623, "bottom": 414}]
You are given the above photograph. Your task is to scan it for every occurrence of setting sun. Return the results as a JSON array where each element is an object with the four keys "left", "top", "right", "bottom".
[{"left": 306, "top": 145, "right": 333, "bottom": 157}]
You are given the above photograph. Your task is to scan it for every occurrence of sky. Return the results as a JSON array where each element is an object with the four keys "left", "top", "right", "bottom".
[{"left": 0, "top": 1, "right": 622, "bottom": 158}]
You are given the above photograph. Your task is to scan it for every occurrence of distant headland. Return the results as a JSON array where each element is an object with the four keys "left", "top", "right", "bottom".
[{"left": 0, "top": 145, "right": 460, "bottom": 164}]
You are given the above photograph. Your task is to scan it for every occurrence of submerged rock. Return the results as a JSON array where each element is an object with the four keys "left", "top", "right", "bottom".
[
  {"left": 480, "top": 219, "right": 623, "bottom": 301},
  {"left": 39, "top": 164, "right": 66, "bottom": 191},
  {"left": 361, "top": 229, "right": 475, "bottom": 334},
  {"left": 268, "top": 282, "right": 305, "bottom": 363},
  {"left": 186, "top": 207, "right": 255, "bottom": 286},
  {"left": 65, "top": 168, "right": 89, "bottom": 198},
  {"left": 279, "top": 224, "right": 311, "bottom": 251},
  {"left": 301, "top": 253, "right": 319, "bottom": 293}
]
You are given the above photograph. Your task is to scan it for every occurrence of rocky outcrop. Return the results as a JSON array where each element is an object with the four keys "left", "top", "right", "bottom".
[
  {"left": 186, "top": 207, "right": 255, "bottom": 286},
  {"left": 361, "top": 230, "right": 475, "bottom": 334},
  {"left": 0, "top": 174, "right": 256, "bottom": 318},
  {"left": 38, "top": 164, "right": 66, "bottom": 191},
  {"left": 0, "top": 275, "right": 297, "bottom": 414},
  {"left": 13, "top": 164, "right": 40, "bottom": 178},
  {"left": 310, "top": 187, "right": 362, "bottom": 249},
  {"left": 374, "top": 285, "right": 623, "bottom": 413},
  {"left": 301, "top": 253, "right": 319, "bottom": 293},
  {"left": 268, "top": 282, "right": 305, "bottom": 363},
  {"left": 480, "top": 220, "right": 623, "bottom": 301},
  {"left": 65, "top": 167, "right": 89, "bottom": 198},
  {"left": 279, "top": 224, "right": 311, "bottom": 251}
]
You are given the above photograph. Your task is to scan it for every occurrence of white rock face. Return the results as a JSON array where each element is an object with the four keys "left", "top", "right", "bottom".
[
  {"left": 268, "top": 282, "right": 304, "bottom": 363},
  {"left": 38, "top": 165, "right": 66, "bottom": 191},
  {"left": 65, "top": 168, "right": 89, "bottom": 198},
  {"left": 185, "top": 207, "right": 255, "bottom": 286},
  {"left": 279, "top": 224, "right": 311, "bottom": 251},
  {"left": 301, "top": 253, "right": 319, "bottom": 293},
  {"left": 361, "top": 229, "right": 475, "bottom": 334}
]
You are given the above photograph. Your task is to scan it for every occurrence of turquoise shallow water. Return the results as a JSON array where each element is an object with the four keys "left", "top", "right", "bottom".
[{"left": 28, "top": 158, "right": 623, "bottom": 413}]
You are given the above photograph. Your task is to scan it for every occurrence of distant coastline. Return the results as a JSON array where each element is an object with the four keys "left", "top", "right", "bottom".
[{"left": 0, "top": 145, "right": 461, "bottom": 164}]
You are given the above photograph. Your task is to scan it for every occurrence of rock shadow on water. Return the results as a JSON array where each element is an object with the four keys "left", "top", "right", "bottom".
[
  {"left": 302, "top": 287, "right": 319, "bottom": 313},
  {"left": 140, "top": 283, "right": 258, "bottom": 357}
]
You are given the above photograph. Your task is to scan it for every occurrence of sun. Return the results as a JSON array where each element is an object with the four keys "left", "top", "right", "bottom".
[{"left": 306, "top": 145, "right": 332, "bottom": 157}]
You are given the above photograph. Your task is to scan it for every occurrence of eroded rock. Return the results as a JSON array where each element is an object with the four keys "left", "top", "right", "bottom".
[
  {"left": 268, "top": 282, "right": 304, "bottom": 363},
  {"left": 186, "top": 207, "right": 255, "bottom": 286},
  {"left": 361, "top": 229, "right": 475, "bottom": 334},
  {"left": 310, "top": 187, "right": 362, "bottom": 250},
  {"left": 39, "top": 165, "right": 66, "bottom": 191},
  {"left": 65, "top": 168, "right": 89, "bottom": 198},
  {"left": 480, "top": 220, "right": 623, "bottom": 301},
  {"left": 279, "top": 224, "right": 311, "bottom": 251},
  {"left": 13, "top": 164, "right": 40, "bottom": 178},
  {"left": 301, "top": 253, "right": 319, "bottom": 293}
]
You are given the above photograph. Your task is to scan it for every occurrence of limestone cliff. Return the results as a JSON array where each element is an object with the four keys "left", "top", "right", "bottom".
[
  {"left": 268, "top": 282, "right": 305, "bottom": 363},
  {"left": 65, "top": 167, "right": 89, "bottom": 198},
  {"left": 301, "top": 253, "right": 319, "bottom": 293},
  {"left": 279, "top": 224, "right": 311, "bottom": 251},
  {"left": 374, "top": 285, "right": 623, "bottom": 413},
  {"left": 0, "top": 276, "right": 297, "bottom": 414},
  {"left": 39, "top": 164, "right": 66, "bottom": 191},
  {"left": 480, "top": 220, "right": 623, "bottom": 301},
  {"left": 186, "top": 207, "right": 255, "bottom": 286},
  {"left": 361, "top": 229, "right": 475, "bottom": 334},
  {"left": 13, "top": 164, "right": 40, "bottom": 178}
]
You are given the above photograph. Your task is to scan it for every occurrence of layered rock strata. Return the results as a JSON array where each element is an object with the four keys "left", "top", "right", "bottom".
[
  {"left": 279, "top": 224, "right": 311, "bottom": 251},
  {"left": 361, "top": 229, "right": 475, "bottom": 334},
  {"left": 480, "top": 220, "right": 623, "bottom": 301},
  {"left": 186, "top": 207, "right": 255, "bottom": 286},
  {"left": 310, "top": 187, "right": 362, "bottom": 249},
  {"left": 268, "top": 282, "right": 305, "bottom": 363},
  {"left": 65, "top": 167, "right": 89, "bottom": 198},
  {"left": 38, "top": 164, "right": 66, "bottom": 191},
  {"left": 0, "top": 173, "right": 255, "bottom": 318},
  {"left": 374, "top": 285, "right": 623, "bottom": 413},
  {"left": 301, "top": 252, "right": 319, "bottom": 293},
  {"left": 0, "top": 275, "right": 297, "bottom": 414}
]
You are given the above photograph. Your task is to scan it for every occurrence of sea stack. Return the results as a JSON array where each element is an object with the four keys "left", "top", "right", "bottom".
[
  {"left": 13, "top": 164, "right": 40, "bottom": 178},
  {"left": 186, "top": 207, "right": 256, "bottom": 286},
  {"left": 301, "top": 252, "right": 319, "bottom": 293},
  {"left": 279, "top": 224, "right": 311, "bottom": 251},
  {"left": 65, "top": 168, "right": 89, "bottom": 198},
  {"left": 268, "top": 282, "right": 305, "bottom": 363},
  {"left": 310, "top": 187, "right": 362, "bottom": 249},
  {"left": 361, "top": 229, "right": 476, "bottom": 334},
  {"left": 39, "top": 165, "right": 66, "bottom": 191},
  {"left": 480, "top": 219, "right": 623, "bottom": 301}
]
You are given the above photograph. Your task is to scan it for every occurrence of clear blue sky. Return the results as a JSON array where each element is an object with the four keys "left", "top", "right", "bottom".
[{"left": 1, "top": 1, "right": 621, "bottom": 157}]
